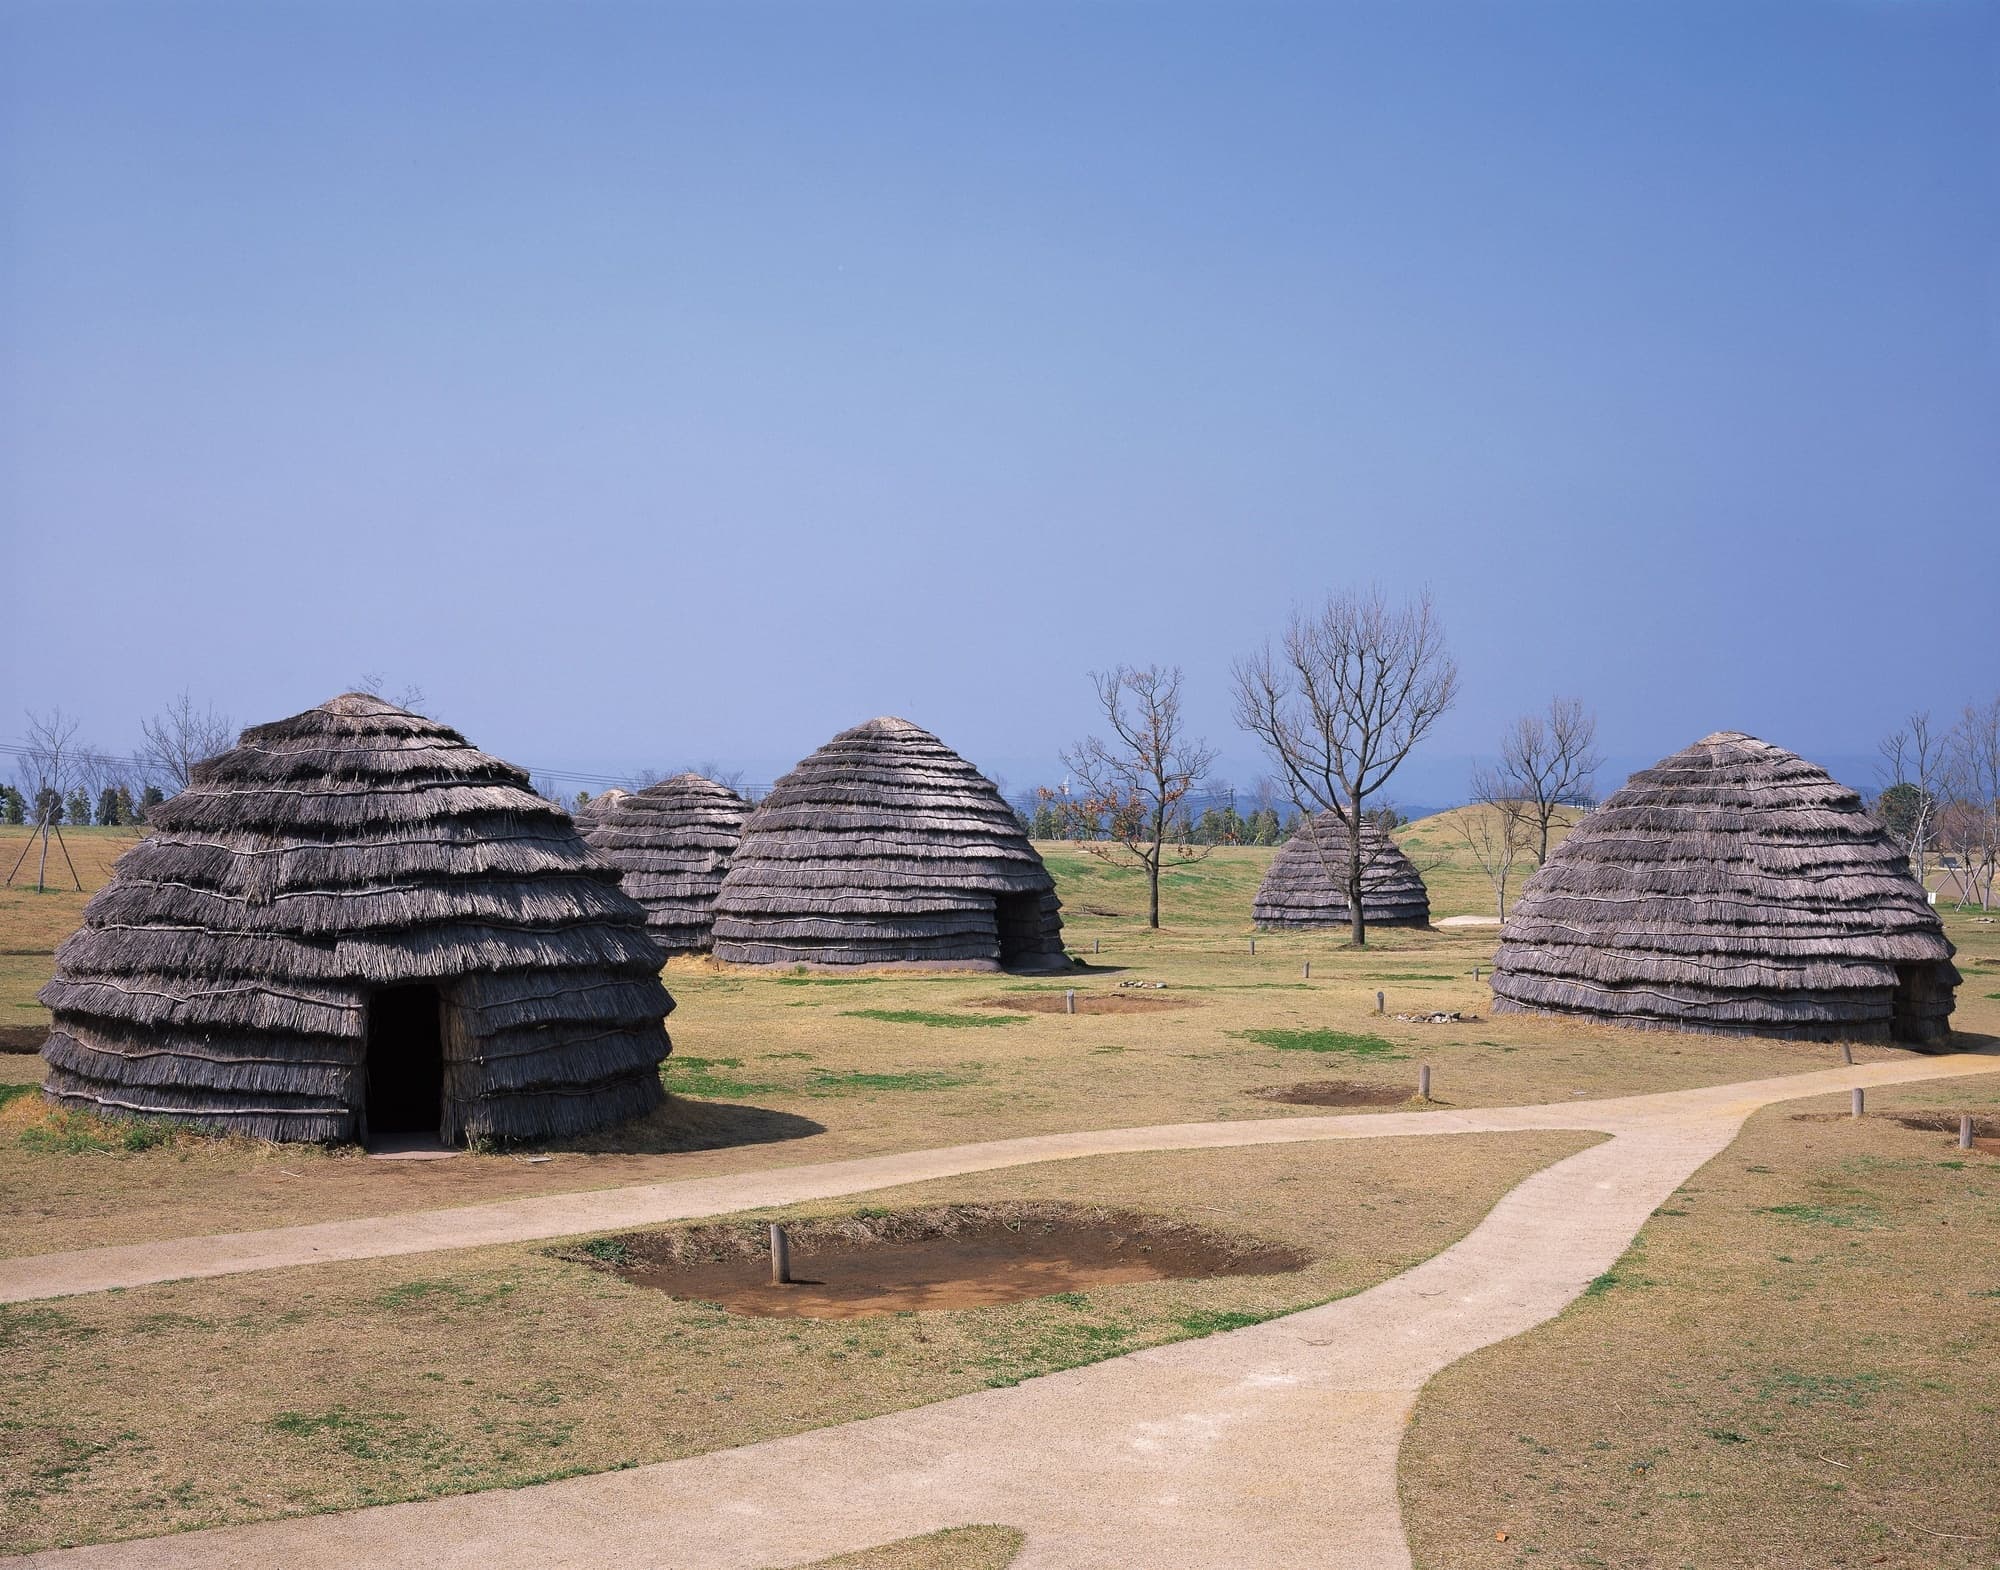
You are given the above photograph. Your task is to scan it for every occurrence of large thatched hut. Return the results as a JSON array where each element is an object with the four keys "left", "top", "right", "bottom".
[
  {"left": 39, "top": 694, "right": 675, "bottom": 1143},
  {"left": 1252, "top": 813, "right": 1431, "bottom": 928},
  {"left": 710, "top": 717, "right": 1066, "bottom": 970},
  {"left": 584, "top": 774, "right": 748, "bottom": 955},
  {"left": 1490, "top": 731, "right": 1958, "bottom": 1045}
]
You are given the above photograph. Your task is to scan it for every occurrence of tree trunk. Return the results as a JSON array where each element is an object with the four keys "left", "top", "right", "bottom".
[
  {"left": 1148, "top": 862, "right": 1161, "bottom": 928},
  {"left": 1347, "top": 794, "right": 1367, "bottom": 948}
]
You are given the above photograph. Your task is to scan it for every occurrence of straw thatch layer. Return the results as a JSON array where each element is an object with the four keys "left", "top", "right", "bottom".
[
  {"left": 1490, "top": 732, "right": 1958, "bottom": 1046},
  {"left": 39, "top": 694, "right": 674, "bottom": 1142},
  {"left": 1252, "top": 813, "right": 1431, "bottom": 928},
  {"left": 711, "top": 717, "right": 1066, "bottom": 971},
  {"left": 585, "top": 774, "right": 748, "bottom": 955}
]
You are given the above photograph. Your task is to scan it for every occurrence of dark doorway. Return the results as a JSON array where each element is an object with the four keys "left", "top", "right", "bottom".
[
  {"left": 365, "top": 985, "right": 444, "bottom": 1137},
  {"left": 993, "top": 892, "right": 1044, "bottom": 967}
]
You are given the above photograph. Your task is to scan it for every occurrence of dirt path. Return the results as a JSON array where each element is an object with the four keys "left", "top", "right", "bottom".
[{"left": 8, "top": 1051, "right": 1998, "bottom": 1569}]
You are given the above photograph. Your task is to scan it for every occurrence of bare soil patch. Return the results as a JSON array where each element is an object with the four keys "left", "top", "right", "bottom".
[
  {"left": 979, "top": 992, "right": 1192, "bottom": 1015},
  {"left": 0, "top": 1025, "right": 45, "bottom": 1054},
  {"left": 1248, "top": 1080, "right": 1411, "bottom": 1108},
  {"left": 569, "top": 1203, "right": 1308, "bottom": 1318}
]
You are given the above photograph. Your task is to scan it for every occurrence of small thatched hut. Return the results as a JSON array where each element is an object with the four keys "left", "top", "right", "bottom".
[
  {"left": 710, "top": 717, "right": 1067, "bottom": 970},
  {"left": 39, "top": 694, "right": 674, "bottom": 1143},
  {"left": 584, "top": 774, "right": 748, "bottom": 955},
  {"left": 569, "top": 787, "right": 629, "bottom": 836},
  {"left": 1252, "top": 813, "right": 1431, "bottom": 928},
  {"left": 1490, "top": 731, "right": 1958, "bottom": 1045}
]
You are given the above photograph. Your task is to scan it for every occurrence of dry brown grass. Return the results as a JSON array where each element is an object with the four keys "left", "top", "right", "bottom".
[
  {"left": 2, "top": 833, "right": 1992, "bottom": 1258},
  {"left": 0, "top": 1129, "right": 1593, "bottom": 1553},
  {"left": 1402, "top": 1079, "right": 2000, "bottom": 1570},
  {"left": 804, "top": 1527, "right": 1023, "bottom": 1569}
]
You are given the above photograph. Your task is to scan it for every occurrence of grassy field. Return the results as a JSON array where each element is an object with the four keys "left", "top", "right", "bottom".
[
  {"left": 2, "top": 822, "right": 1969, "bottom": 1258},
  {"left": 1, "top": 820, "right": 1997, "bottom": 1564},
  {"left": 0, "top": 1128, "right": 1593, "bottom": 1552},
  {"left": 1403, "top": 1077, "right": 2000, "bottom": 1570}
]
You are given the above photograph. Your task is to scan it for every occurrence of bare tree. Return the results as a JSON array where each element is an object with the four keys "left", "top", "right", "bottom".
[
  {"left": 1455, "top": 768, "right": 1535, "bottom": 920},
  {"left": 139, "top": 691, "right": 235, "bottom": 794},
  {"left": 1232, "top": 588, "right": 1458, "bottom": 946},
  {"left": 1876, "top": 710, "right": 1947, "bottom": 886},
  {"left": 1495, "top": 697, "right": 1602, "bottom": 866},
  {"left": 1942, "top": 696, "right": 2000, "bottom": 911},
  {"left": 1061, "top": 664, "right": 1219, "bottom": 929},
  {"left": 356, "top": 672, "right": 427, "bottom": 711},
  {"left": 5, "top": 709, "right": 86, "bottom": 891}
]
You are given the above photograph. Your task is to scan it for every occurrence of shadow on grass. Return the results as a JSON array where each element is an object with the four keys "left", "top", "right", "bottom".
[{"left": 558, "top": 1095, "right": 826, "bottom": 1157}]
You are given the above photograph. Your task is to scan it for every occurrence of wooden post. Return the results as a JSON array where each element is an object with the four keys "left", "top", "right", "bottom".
[
  {"left": 1376, "top": 990, "right": 1385, "bottom": 1015},
  {"left": 1302, "top": 960, "right": 1311, "bottom": 979},
  {"left": 1419, "top": 1064, "right": 1432, "bottom": 1101},
  {"left": 1840, "top": 1042, "right": 1853, "bottom": 1066},
  {"left": 1249, "top": 937, "right": 1256, "bottom": 955},
  {"left": 1093, "top": 938, "right": 1100, "bottom": 955},
  {"left": 1962, "top": 1114, "right": 1975, "bottom": 1150},
  {"left": 1851, "top": 1088, "right": 1864, "bottom": 1119},
  {"left": 769, "top": 1223, "right": 791, "bottom": 1286},
  {"left": 1065, "top": 989, "right": 1076, "bottom": 1014}
]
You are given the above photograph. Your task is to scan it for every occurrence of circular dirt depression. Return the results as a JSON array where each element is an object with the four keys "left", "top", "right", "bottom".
[
  {"left": 1249, "top": 1080, "right": 1410, "bottom": 1108},
  {"left": 979, "top": 992, "right": 1194, "bottom": 1015},
  {"left": 566, "top": 1203, "right": 1307, "bottom": 1319}
]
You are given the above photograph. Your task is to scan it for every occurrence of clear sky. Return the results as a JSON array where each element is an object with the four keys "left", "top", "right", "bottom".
[{"left": 3, "top": 0, "right": 1995, "bottom": 804}]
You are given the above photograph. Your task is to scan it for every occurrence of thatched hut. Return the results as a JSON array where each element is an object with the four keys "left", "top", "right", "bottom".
[
  {"left": 39, "top": 694, "right": 675, "bottom": 1143},
  {"left": 1490, "top": 731, "right": 1958, "bottom": 1045},
  {"left": 569, "top": 787, "right": 629, "bottom": 836},
  {"left": 710, "top": 717, "right": 1067, "bottom": 970},
  {"left": 1252, "top": 813, "right": 1431, "bottom": 928},
  {"left": 584, "top": 773, "right": 748, "bottom": 955}
]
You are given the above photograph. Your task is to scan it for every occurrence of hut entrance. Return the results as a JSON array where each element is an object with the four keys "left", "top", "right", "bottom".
[
  {"left": 993, "top": 893, "right": 1043, "bottom": 967},
  {"left": 365, "top": 985, "right": 445, "bottom": 1137}
]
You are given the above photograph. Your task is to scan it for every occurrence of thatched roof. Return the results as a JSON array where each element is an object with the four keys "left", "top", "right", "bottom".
[
  {"left": 569, "top": 787, "right": 629, "bottom": 835},
  {"left": 1252, "top": 813, "right": 1431, "bottom": 928},
  {"left": 710, "top": 717, "right": 1067, "bottom": 971},
  {"left": 39, "top": 694, "right": 674, "bottom": 1143},
  {"left": 1490, "top": 731, "right": 1958, "bottom": 1045},
  {"left": 584, "top": 773, "right": 748, "bottom": 955}
]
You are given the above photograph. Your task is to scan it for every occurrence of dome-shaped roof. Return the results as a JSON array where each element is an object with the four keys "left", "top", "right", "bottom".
[
  {"left": 1490, "top": 731, "right": 1957, "bottom": 1044},
  {"left": 585, "top": 773, "right": 748, "bottom": 955},
  {"left": 710, "top": 718, "right": 1066, "bottom": 970},
  {"left": 40, "top": 694, "right": 674, "bottom": 1142},
  {"left": 1252, "top": 813, "right": 1430, "bottom": 928}
]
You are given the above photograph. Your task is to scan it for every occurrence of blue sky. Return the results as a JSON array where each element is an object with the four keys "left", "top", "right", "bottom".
[{"left": 3, "top": 0, "right": 1995, "bottom": 804}]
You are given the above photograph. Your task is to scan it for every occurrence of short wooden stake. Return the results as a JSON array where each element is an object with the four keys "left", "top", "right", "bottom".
[
  {"left": 1961, "top": 1114, "right": 1975, "bottom": 1150},
  {"left": 1840, "top": 1042, "right": 1853, "bottom": 1066},
  {"left": 1249, "top": 938, "right": 1256, "bottom": 955},
  {"left": 1065, "top": 989, "right": 1076, "bottom": 1015},
  {"left": 1419, "top": 1064, "right": 1432, "bottom": 1101},
  {"left": 1093, "top": 938, "right": 1100, "bottom": 954},
  {"left": 1302, "top": 960, "right": 1311, "bottom": 979},
  {"left": 1851, "top": 1088, "right": 1864, "bottom": 1119},
  {"left": 769, "top": 1223, "right": 791, "bottom": 1286},
  {"left": 1376, "top": 990, "right": 1385, "bottom": 1014}
]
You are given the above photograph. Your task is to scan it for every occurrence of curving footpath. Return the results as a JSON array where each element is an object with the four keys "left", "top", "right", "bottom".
[{"left": 9, "top": 1051, "right": 1998, "bottom": 1569}]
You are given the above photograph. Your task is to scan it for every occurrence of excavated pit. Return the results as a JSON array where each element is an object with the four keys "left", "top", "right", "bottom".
[
  {"left": 566, "top": 1203, "right": 1307, "bottom": 1319},
  {"left": 1248, "top": 1080, "right": 1411, "bottom": 1108}
]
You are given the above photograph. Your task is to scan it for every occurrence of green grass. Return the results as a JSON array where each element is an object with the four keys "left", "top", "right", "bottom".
[
  {"left": 806, "top": 1069, "right": 977, "bottom": 1095},
  {"left": 1228, "top": 1027, "right": 1404, "bottom": 1058},
  {"left": 660, "top": 1057, "right": 782, "bottom": 1099},
  {"left": 1174, "top": 1308, "right": 1277, "bottom": 1336},
  {"left": 1754, "top": 1203, "right": 1882, "bottom": 1230},
  {"left": 837, "top": 1009, "right": 1027, "bottom": 1029},
  {"left": 17, "top": 1110, "right": 176, "bottom": 1155},
  {"left": 0, "top": 1081, "right": 38, "bottom": 1112}
]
